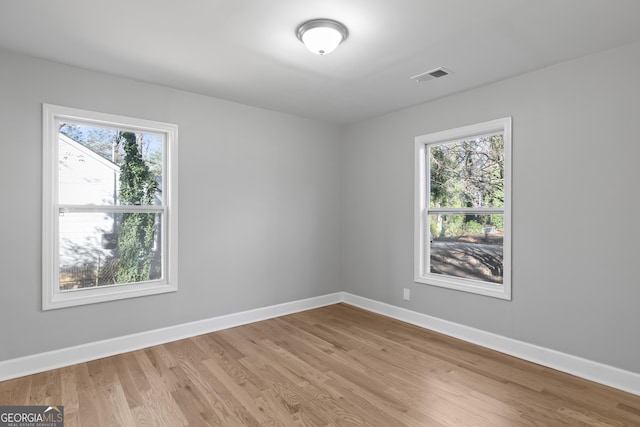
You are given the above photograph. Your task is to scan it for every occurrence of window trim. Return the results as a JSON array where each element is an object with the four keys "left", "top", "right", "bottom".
[
  {"left": 42, "top": 104, "right": 178, "bottom": 310},
  {"left": 414, "top": 117, "right": 511, "bottom": 300}
]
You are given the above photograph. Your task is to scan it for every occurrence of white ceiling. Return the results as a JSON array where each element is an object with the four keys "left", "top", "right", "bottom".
[{"left": 2, "top": 0, "right": 640, "bottom": 124}]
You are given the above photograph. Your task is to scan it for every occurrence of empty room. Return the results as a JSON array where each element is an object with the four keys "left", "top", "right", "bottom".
[{"left": 1, "top": 1, "right": 640, "bottom": 425}]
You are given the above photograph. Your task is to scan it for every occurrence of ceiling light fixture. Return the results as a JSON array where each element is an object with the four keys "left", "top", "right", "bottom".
[{"left": 296, "top": 19, "right": 348, "bottom": 55}]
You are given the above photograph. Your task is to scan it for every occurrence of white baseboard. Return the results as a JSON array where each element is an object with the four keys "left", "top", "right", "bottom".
[
  {"left": 1, "top": 291, "right": 639, "bottom": 397},
  {"left": 0, "top": 292, "right": 343, "bottom": 382},
  {"left": 342, "top": 293, "right": 640, "bottom": 397}
]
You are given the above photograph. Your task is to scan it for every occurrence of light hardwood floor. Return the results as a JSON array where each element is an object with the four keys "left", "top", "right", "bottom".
[{"left": 1, "top": 303, "right": 640, "bottom": 426}]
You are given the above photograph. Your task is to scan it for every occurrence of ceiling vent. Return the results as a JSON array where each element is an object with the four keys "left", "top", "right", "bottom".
[{"left": 410, "top": 67, "right": 451, "bottom": 83}]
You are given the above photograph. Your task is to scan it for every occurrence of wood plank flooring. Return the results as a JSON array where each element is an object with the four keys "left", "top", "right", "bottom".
[{"left": 1, "top": 303, "right": 640, "bottom": 426}]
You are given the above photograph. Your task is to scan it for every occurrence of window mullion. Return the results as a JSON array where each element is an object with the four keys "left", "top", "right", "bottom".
[
  {"left": 58, "top": 204, "right": 164, "bottom": 214},
  {"left": 427, "top": 207, "right": 504, "bottom": 215}
]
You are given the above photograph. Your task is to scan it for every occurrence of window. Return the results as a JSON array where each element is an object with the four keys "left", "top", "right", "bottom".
[
  {"left": 414, "top": 117, "right": 511, "bottom": 299},
  {"left": 43, "top": 104, "right": 178, "bottom": 310}
]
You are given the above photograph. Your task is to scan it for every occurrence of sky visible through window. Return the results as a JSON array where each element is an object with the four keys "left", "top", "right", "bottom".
[{"left": 59, "top": 122, "right": 163, "bottom": 181}]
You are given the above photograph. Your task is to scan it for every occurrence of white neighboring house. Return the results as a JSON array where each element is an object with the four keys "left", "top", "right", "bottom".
[{"left": 58, "top": 134, "right": 119, "bottom": 273}]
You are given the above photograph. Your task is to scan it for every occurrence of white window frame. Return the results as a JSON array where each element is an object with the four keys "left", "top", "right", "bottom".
[
  {"left": 43, "top": 104, "right": 178, "bottom": 310},
  {"left": 414, "top": 117, "right": 511, "bottom": 300}
]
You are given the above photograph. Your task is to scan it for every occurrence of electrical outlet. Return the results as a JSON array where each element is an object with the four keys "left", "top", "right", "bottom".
[{"left": 403, "top": 288, "right": 410, "bottom": 301}]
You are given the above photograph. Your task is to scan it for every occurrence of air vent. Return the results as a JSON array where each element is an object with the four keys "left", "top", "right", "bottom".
[{"left": 410, "top": 67, "right": 451, "bottom": 83}]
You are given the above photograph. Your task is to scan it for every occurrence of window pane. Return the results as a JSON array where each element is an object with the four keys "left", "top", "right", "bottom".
[
  {"left": 58, "top": 123, "right": 163, "bottom": 206},
  {"left": 429, "top": 135, "right": 504, "bottom": 209},
  {"left": 429, "top": 214, "right": 503, "bottom": 284},
  {"left": 59, "top": 211, "right": 162, "bottom": 290}
]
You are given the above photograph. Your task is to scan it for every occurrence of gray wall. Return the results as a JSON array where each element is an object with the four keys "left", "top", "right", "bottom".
[
  {"left": 2, "top": 39, "right": 640, "bottom": 376},
  {"left": 0, "top": 49, "right": 343, "bottom": 361},
  {"left": 342, "top": 40, "right": 640, "bottom": 374}
]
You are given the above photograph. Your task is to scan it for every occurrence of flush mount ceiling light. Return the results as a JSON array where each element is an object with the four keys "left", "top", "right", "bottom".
[{"left": 296, "top": 19, "right": 348, "bottom": 55}]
